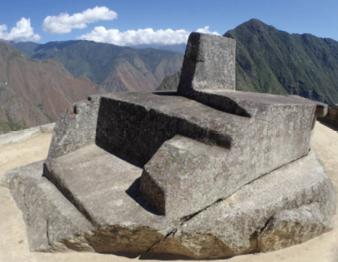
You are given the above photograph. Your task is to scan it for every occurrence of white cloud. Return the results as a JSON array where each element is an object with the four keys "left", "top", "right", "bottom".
[
  {"left": 78, "top": 26, "right": 220, "bottom": 46},
  {"left": 196, "top": 26, "right": 220, "bottom": 35},
  {"left": 0, "top": 18, "right": 41, "bottom": 42},
  {"left": 43, "top": 6, "right": 117, "bottom": 34}
]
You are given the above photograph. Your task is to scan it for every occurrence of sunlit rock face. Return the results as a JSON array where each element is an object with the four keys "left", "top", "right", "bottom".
[{"left": 2, "top": 32, "right": 336, "bottom": 259}]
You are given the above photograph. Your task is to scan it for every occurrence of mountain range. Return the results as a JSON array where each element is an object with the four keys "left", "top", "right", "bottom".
[
  {"left": 130, "top": 44, "right": 186, "bottom": 53},
  {"left": 0, "top": 42, "right": 103, "bottom": 132},
  {"left": 0, "top": 41, "right": 183, "bottom": 132},
  {"left": 158, "top": 19, "right": 338, "bottom": 106},
  {"left": 3, "top": 18, "right": 338, "bottom": 132},
  {"left": 11, "top": 41, "right": 183, "bottom": 93}
]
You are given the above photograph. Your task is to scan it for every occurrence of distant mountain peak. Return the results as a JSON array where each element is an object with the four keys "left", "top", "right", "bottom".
[{"left": 161, "top": 20, "right": 338, "bottom": 106}]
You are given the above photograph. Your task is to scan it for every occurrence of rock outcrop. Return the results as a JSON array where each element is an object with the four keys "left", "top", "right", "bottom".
[{"left": 2, "top": 32, "right": 336, "bottom": 259}]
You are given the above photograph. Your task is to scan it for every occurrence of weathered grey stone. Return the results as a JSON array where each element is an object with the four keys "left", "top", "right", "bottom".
[
  {"left": 257, "top": 202, "right": 334, "bottom": 252},
  {"left": 177, "top": 32, "right": 236, "bottom": 94},
  {"left": 135, "top": 91, "right": 320, "bottom": 217},
  {"left": 5, "top": 148, "right": 334, "bottom": 258},
  {"left": 149, "top": 150, "right": 336, "bottom": 259},
  {"left": 198, "top": 90, "right": 328, "bottom": 118},
  {"left": 140, "top": 135, "right": 230, "bottom": 218},
  {"left": 48, "top": 95, "right": 101, "bottom": 159},
  {"left": 3, "top": 31, "right": 336, "bottom": 259},
  {"left": 95, "top": 92, "right": 233, "bottom": 167},
  {"left": 45, "top": 144, "right": 162, "bottom": 228},
  {"left": 45, "top": 144, "right": 167, "bottom": 253},
  {"left": 97, "top": 91, "right": 318, "bottom": 165},
  {"left": 48, "top": 89, "right": 325, "bottom": 220},
  {"left": 2, "top": 161, "right": 94, "bottom": 252},
  {"left": 177, "top": 33, "right": 327, "bottom": 117}
]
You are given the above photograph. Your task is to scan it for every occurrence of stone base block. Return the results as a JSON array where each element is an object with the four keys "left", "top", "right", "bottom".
[{"left": 2, "top": 150, "right": 335, "bottom": 258}]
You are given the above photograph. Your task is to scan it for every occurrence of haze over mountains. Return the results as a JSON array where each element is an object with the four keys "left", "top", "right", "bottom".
[
  {"left": 158, "top": 19, "right": 338, "bottom": 106},
  {"left": 130, "top": 44, "right": 186, "bottom": 54},
  {"left": 0, "top": 42, "right": 103, "bottom": 132},
  {"left": 11, "top": 41, "right": 183, "bottom": 92},
  {"left": 0, "top": 40, "right": 183, "bottom": 132}
]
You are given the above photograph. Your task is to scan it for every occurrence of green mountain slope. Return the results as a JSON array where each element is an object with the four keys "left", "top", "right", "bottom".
[
  {"left": 11, "top": 41, "right": 40, "bottom": 57},
  {"left": 225, "top": 19, "right": 338, "bottom": 104},
  {"left": 13, "top": 41, "right": 183, "bottom": 93},
  {"left": 157, "top": 19, "right": 338, "bottom": 105}
]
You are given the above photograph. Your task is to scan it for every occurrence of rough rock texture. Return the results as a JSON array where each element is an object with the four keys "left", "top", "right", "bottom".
[
  {"left": 2, "top": 161, "right": 94, "bottom": 252},
  {"left": 149, "top": 151, "right": 336, "bottom": 258},
  {"left": 140, "top": 135, "right": 230, "bottom": 218},
  {"left": 257, "top": 203, "right": 334, "bottom": 252},
  {"left": 45, "top": 145, "right": 162, "bottom": 229},
  {"left": 45, "top": 144, "right": 167, "bottom": 253},
  {"left": 134, "top": 91, "right": 321, "bottom": 218},
  {"left": 178, "top": 32, "right": 236, "bottom": 94},
  {"left": 2, "top": 32, "right": 336, "bottom": 259},
  {"left": 48, "top": 95, "right": 100, "bottom": 159},
  {"left": 3, "top": 150, "right": 335, "bottom": 258}
]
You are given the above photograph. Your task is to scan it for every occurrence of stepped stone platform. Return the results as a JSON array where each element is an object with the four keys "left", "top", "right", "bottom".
[{"left": 2, "top": 32, "right": 336, "bottom": 259}]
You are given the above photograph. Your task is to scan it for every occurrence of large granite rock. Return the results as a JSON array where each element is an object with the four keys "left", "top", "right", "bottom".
[
  {"left": 48, "top": 95, "right": 101, "bottom": 159},
  {"left": 1, "top": 32, "right": 336, "bottom": 259},
  {"left": 1, "top": 161, "right": 94, "bottom": 252},
  {"left": 148, "top": 150, "right": 336, "bottom": 258},
  {"left": 3, "top": 150, "right": 335, "bottom": 258},
  {"left": 135, "top": 90, "right": 322, "bottom": 218}
]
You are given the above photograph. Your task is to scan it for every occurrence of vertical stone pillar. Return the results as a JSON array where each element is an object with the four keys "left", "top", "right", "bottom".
[{"left": 178, "top": 32, "right": 236, "bottom": 95}]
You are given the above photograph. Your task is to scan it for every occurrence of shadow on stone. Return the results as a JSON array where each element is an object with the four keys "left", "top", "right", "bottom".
[
  {"left": 139, "top": 252, "right": 200, "bottom": 260},
  {"left": 152, "top": 91, "right": 180, "bottom": 96},
  {"left": 95, "top": 94, "right": 232, "bottom": 168},
  {"left": 4, "top": 32, "right": 336, "bottom": 259},
  {"left": 154, "top": 90, "right": 251, "bottom": 117},
  {"left": 139, "top": 252, "right": 242, "bottom": 260},
  {"left": 125, "top": 178, "right": 163, "bottom": 216},
  {"left": 100, "top": 251, "right": 141, "bottom": 259}
]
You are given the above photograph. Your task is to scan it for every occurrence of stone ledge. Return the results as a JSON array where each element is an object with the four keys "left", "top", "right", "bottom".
[{"left": 0, "top": 123, "right": 55, "bottom": 148}]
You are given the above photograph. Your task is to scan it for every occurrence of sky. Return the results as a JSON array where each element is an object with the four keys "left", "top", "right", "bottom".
[{"left": 0, "top": 0, "right": 337, "bottom": 46}]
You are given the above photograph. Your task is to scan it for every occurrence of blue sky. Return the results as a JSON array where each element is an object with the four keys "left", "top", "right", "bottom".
[{"left": 0, "top": 0, "right": 337, "bottom": 45}]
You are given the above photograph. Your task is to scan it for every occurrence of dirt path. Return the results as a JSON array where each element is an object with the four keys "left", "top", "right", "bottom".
[{"left": 0, "top": 122, "right": 337, "bottom": 262}]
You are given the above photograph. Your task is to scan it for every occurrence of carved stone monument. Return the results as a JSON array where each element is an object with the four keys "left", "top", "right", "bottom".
[{"left": 2, "top": 32, "right": 336, "bottom": 259}]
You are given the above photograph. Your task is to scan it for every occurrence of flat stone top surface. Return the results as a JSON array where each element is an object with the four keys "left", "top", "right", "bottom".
[
  {"left": 102, "top": 91, "right": 238, "bottom": 114},
  {"left": 47, "top": 144, "right": 168, "bottom": 229},
  {"left": 206, "top": 90, "right": 322, "bottom": 106},
  {"left": 102, "top": 91, "right": 248, "bottom": 131},
  {"left": 103, "top": 91, "right": 320, "bottom": 119},
  {"left": 200, "top": 90, "right": 327, "bottom": 117}
]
